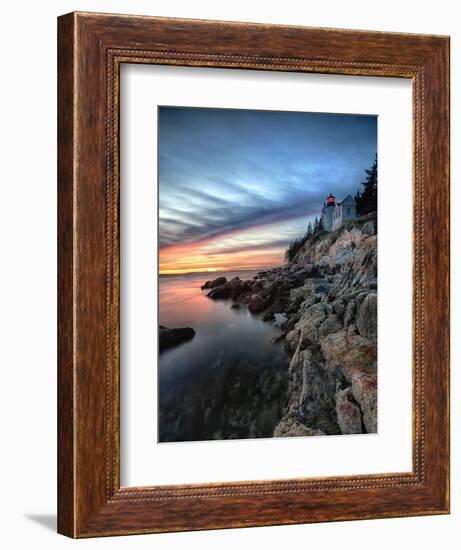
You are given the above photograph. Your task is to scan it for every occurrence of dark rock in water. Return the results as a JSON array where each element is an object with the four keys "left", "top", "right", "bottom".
[
  {"left": 230, "top": 303, "right": 241, "bottom": 309},
  {"left": 247, "top": 294, "right": 264, "bottom": 313},
  {"left": 207, "top": 283, "right": 232, "bottom": 299},
  {"left": 230, "top": 284, "right": 243, "bottom": 299},
  {"left": 230, "top": 278, "right": 250, "bottom": 299},
  {"left": 206, "top": 277, "right": 255, "bottom": 301},
  {"left": 262, "top": 311, "right": 275, "bottom": 322},
  {"left": 201, "top": 276, "right": 227, "bottom": 290},
  {"left": 159, "top": 326, "right": 195, "bottom": 352},
  {"left": 247, "top": 288, "right": 272, "bottom": 314}
]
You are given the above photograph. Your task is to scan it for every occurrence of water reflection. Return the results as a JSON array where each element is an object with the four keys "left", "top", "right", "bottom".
[{"left": 158, "top": 271, "right": 289, "bottom": 442}]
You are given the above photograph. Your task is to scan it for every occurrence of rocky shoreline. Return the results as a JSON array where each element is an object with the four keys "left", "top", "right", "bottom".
[{"left": 202, "top": 212, "right": 378, "bottom": 437}]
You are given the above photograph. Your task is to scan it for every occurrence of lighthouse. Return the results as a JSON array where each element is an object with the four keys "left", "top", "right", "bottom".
[
  {"left": 321, "top": 192, "right": 357, "bottom": 232},
  {"left": 322, "top": 193, "right": 336, "bottom": 231}
]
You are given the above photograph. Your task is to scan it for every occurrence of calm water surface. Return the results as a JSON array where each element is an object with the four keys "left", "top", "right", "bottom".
[{"left": 159, "top": 271, "right": 289, "bottom": 442}]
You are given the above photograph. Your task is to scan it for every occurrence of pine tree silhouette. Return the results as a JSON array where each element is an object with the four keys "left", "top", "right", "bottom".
[{"left": 356, "top": 155, "right": 377, "bottom": 215}]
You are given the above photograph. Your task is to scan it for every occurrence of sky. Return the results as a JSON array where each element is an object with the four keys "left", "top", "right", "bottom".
[{"left": 158, "top": 107, "right": 377, "bottom": 275}]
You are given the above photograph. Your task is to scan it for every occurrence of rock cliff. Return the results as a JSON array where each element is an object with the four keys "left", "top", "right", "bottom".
[{"left": 204, "top": 212, "right": 378, "bottom": 436}]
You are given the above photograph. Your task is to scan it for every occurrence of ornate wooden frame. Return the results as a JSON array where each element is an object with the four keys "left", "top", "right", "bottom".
[{"left": 57, "top": 12, "right": 450, "bottom": 538}]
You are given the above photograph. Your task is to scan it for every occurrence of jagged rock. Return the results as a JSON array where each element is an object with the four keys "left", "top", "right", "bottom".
[
  {"left": 303, "top": 264, "right": 322, "bottom": 279},
  {"left": 201, "top": 276, "right": 227, "bottom": 290},
  {"left": 332, "top": 298, "right": 345, "bottom": 316},
  {"left": 285, "top": 344, "right": 341, "bottom": 435},
  {"left": 274, "top": 415, "right": 325, "bottom": 437},
  {"left": 355, "top": 291, "right": 369, "bottom": 306},
  {"left": 319, "top": 328, "right": 377, "bottom": 433},
  {"left": 356, "top": 293, "right": 377, "bottom": 342},
  {"left": 321, "top": 248, "right": 356, "bottom": 271},
  {"left": 248, "top": 292, "right": 271, "bottom": 314},
  {"left": 159, "top": 325, "right": 195, "bottom": 352},
  {"left": 299, "top": 296, "right": 318, "bottom": 313},
  {"left": 288, "top": 303, "right": 326, "bottom": 344},
  {"left": 320, "top": 330, "right": 376, "bottom": 377},
  {"left": 229, "top": 279, "right": 247, "bottom": 299},
  {"left": 206, "top": 276, "right": 255, "bottom": 301},
  {"left": 297, "top": 347, "right": 335, "bottom": 409},
  {"left": 318, "top": 314, "right": 343, "bottom": 340},
  {"left": 351, "top": 369, "right": 377, "bottom": 433},
  {"left": 289, "top": 278, "right": 331, "bottom": 301},
  {"left": 347, "top": 324, "right": 359, "bottom": 336},
  {"left": 297, "top": 333, "right": 316, "bottom": 353},
  {"left": 262, "top": 311, "right": 275, "bottom": 322},
  {"left": 285, "top": 329, "right": 300, "bottom": 354},
  {"left": 283, "top": 313, "right": 300, "bottom": 333},
  {"left": 271, "top": 334, "right": 285, "bottom": 344},
  {"left": 290, "top": 285, "right": 312, "bottom": 301},
  {"left": 343, "top": 300, "right": 357, "bottom": 328},
  {"left": 362, "top": 220, "right": 375, "bottom": 235},
  {"left": 335, "top": 387, "right": 362, "bottom": 434},
  {"left": 301, "top": 302, "right": 327, "bottom": 324}
]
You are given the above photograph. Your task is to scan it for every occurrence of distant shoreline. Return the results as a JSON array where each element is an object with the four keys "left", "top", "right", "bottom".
[{"left": 159, "top": 267, "right": 278, "bottom": 279}]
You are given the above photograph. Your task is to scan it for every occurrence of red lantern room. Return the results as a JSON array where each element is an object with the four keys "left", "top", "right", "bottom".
[{"left": 326, "top": 193, "right": 336, "bottom": 206}]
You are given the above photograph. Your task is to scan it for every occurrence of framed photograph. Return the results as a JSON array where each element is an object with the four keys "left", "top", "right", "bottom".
[{"left": 57, "top": 12, "right": 450, "bottom": 537}]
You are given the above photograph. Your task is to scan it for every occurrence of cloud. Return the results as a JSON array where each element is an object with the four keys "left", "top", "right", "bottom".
[{"left": 158, "top": 107, "right": 377, "bottom": 266}]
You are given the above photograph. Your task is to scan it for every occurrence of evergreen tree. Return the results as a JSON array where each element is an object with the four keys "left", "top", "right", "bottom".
[
  {"left": 354, "top": 188, "right": 362, "bottom": 208},
  {"left": 285, "top": 237, "right": 302, "bottom": 262},
  {"left": 356, "top": 155, "right": 378, "bottom": 215},
  {"left": 285, "top": 218, "right": 317, "bottom": 262},
  {"left": 313, "top": 216, "right": 319, "bottom": 234},
  {"left": 318, "top": 215, "right": 325, "bottom": 232}
]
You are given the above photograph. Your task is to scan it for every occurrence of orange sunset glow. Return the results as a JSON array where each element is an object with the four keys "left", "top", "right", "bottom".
[
  {"left": 159, "top": 224, "right": 290, "bottom": 275},
  {"left": 160, "top": 242, "right": 285, "bottom": 274},
  {"left": 159, "top": 213, "right": 312, "bottom": 274}
]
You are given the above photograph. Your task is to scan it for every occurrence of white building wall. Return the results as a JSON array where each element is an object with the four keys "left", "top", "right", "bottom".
[
  {"left": 332, "top": 206, "right": 342, "bottom": 231},
  {"left": 330, "top": 198, "right": 356, "bottom": 231}
]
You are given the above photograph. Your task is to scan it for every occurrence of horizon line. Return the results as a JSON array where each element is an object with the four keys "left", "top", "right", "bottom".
[{"left": 159, "top": 266, "right": 280, "bottom": 276}]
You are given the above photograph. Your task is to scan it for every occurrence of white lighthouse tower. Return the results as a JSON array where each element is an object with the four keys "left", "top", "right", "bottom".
[{"left": 321, "top": 193, "right": 336, "bottom": 231}]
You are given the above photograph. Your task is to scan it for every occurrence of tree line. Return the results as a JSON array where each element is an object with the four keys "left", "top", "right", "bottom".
[
  {"left": 284, "top": 216, "right": 324, "bottom": 262},
  {"left": 355, "top": 154, "right": 377, "bottom": 216}
]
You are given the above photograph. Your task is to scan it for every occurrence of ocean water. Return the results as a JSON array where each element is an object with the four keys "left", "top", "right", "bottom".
[{"left": 158, "top": 270, "right": 289, "bottom": 443}]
